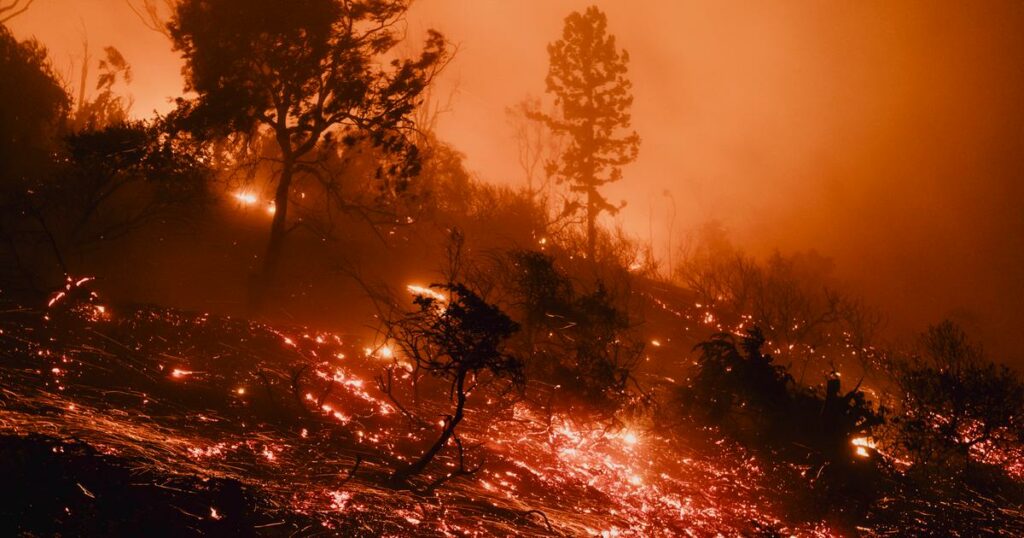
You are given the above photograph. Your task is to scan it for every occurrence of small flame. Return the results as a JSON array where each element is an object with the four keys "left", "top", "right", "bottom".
[{"left": 232, "top": 191, "right": 258, "bottom": 205}]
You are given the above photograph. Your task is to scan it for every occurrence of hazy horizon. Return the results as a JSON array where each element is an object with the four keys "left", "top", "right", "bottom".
[{"left": 11, "top": 0, "right": 1024, "bottom": 362}]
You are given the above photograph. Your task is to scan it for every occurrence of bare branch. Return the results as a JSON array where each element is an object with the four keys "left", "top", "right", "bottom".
[
  {"left": 124, "top": 0, "right": 174, "bottom": 38},
  {"left": 0, "top": 0, "right": 34, "bottom": 23}
]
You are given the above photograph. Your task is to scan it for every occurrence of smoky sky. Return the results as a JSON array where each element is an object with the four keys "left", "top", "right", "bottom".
[{"left": 11, "top": 0, "right": 1024, "bottom": 361}]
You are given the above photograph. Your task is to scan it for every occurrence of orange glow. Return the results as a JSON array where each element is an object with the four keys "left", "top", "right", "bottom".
[{"left": 232, "top": 191, "right": 258, "bottom": 205}]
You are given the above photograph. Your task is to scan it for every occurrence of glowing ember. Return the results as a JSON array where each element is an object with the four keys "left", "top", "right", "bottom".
[
  {"left": 851, "top": 436, "right": 875, "bottom": 458},
  {"left": 232, "top": 191, "right": 258, "bottom": 205},
  {"left": 406, "top": 284, "right": 447, "bottom": 303}
]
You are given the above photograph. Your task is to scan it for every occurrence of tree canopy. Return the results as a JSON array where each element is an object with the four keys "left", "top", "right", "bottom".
[
  {"left": 169, "top": 0, "right": 448, "bottom": 309},
  {"left": 0, "top": 25, "right": 68, "bottom": 191}
]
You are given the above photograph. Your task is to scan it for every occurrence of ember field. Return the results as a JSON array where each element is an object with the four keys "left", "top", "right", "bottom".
[
  {"left": 1, "top": 284, "right": 1020, "bottom": 537},
  {"left": 0, "top": 283, "right": 822, "bottom": 537}
]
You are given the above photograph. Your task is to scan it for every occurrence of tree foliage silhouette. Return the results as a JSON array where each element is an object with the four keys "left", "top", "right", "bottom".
[
  {"left": 168, "top": 0, "right": 447, "bottom": 311},
  {"left": 894, "top": 321, "right": 1024, "bottom": 471},
  {"left": 504, "top": 249, "right": 644, "bottom": 415},
  {"left": 0, "top": 25, "right": 67, "bottom": 192},
  {"left": 387, "top": 281, "right": 523, "bottom": 487},
  {"left": 535, "top": 6, "right": 639, "bottom": 261}
]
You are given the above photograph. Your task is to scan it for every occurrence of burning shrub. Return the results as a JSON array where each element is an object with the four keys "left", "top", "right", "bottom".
[
  {"left": 386, "top": 281, "right": 524, "bottom": 488},
  {"left": 891, "top": 320, "right": 1024, "bottom": 476},
  {"left": 503, "top": 249, "right": 646, "bottom": 419},
  {"left": 677, "top": 327, "right": 889, "bottom": 520},
  {"left": 679, "top": 327, "right": 885, "bottom": 460}
]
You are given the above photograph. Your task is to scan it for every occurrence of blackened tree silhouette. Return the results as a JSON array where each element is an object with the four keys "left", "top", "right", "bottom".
[
  {"left": 168, "top": 0, "right": 447, "bottom": 312},
  {"left": 681, "top": 327, "right": 884, "bottom": 461},
  {"left": 534, "top": 6, "right": 639, "bottom": 261},
  {"left": 0, "top": 25, "right": 67, "bottom": 193},
  {"left": 388, "top": 281, "right": 524, "bottom": 488},
  {"left": 894, "top": 320, "right": 1024, "bottom": 472},
  {"left": 504, "top": 249, "right": 645, "bottom": 417}
]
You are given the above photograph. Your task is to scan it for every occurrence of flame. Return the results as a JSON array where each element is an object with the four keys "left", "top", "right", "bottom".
[
  {"left": 232, "top": 191, "right": 258, "bottom": 205},
  {"left": 406, "top": 284, "right": 447, "bottom": 303},
  {"left": 851, "top": 436, "right": 875, "bottom": 458}
]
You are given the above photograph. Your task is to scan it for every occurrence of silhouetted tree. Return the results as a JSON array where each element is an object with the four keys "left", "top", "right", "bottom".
[
  {"left": 387, "top": 281, "right": 524, "bottom": 487},
  {"left": 70, "top": 46, "right": 133, "bottom": 131},
  {"left": 126, "top": 0, "right": 174, "bottom": 37},
  {"left": 893, "top": 321, "right": 1024, "bottom": 473},
  {"left": 0, "top": 26, "right": 68, "bottom": 288},
  {"left": 676, "top": 223, "right": 883, "bottom": 378},
  {"left": 58, "top": 120, "right": 209, "bottom": 245},
  {"left": 681, "top": 327, "right": 884, "bottom": 460},
  {"left": 504, "top": 249, "right": 645, "bottom": 417},
  {"left": 685, "top": 328, "right": 792, "bottom": 423},
  {"left": 535, "top": 6, "right": 639, "bottom": 261},
  {"left": 0, "top": 25, "right": 67, "bottom": 192},
  {"left": 168, "top": 0, "right": 447, "bottom": 311}
]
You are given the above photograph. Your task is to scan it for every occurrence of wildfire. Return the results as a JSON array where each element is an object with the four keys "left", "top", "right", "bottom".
[
  {"left": 851, "top": 436, "right": 876, "bottom": 458},
  {"left": 231, "top": 190, "right": 275, "bottom": 216},
  {"left": 232, "top": 191, "right": 258, "bottom": 205},
  {"left": 406, "top": 284, "right": 447, "bottom": 303}
]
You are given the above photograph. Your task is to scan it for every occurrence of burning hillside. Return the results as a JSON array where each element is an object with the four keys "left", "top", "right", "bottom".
[
  {"left": 1, "top": 277, "right": 1022, "bottom": 536},
  {"left": 0, "top": 281, "right": 825, "bottom": 536}
]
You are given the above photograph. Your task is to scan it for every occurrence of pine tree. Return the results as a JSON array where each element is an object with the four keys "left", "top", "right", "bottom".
[{"left": 537, "top": 6, "right": 640, "bottom": 261}]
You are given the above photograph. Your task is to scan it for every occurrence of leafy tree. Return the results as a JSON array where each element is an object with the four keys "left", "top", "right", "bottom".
[
  {"left": 387, "top": 281, "right": 524, "bottom": 487},
  {"left": 535, "top": 6, "right": 639, "bottom": 261},
  {"left": 70, "top": 46, "right": 134, "bottom": 131},
  {"left": 504, "top": 249, "right": 644, "bottom": 416},
  {"left": 5, "top": 119, "right": 209, "bottom": 285},
  {"left": 58, "top": 120, "right": 209, "bottom": 246},
  {"left": 684, "top": 328, "right": 793, "bottom": 423},
  {"left": 0, "top": 25, "right": 68, "bottom": 289},
  {"left": 168, "top": 0, "right": 447, "bottom": 310},
  {"left": 0, "top": 25, "right": 68, "bottom": 193}
]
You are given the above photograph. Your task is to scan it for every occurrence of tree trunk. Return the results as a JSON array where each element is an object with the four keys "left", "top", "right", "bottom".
[
  {"left": 392, "top": 371, "right": 467, "bottom": 483},
  {"left": 248, "top": 158, "right": 294, "bottom": 315},
  {"left": 586, "top": 187, "right": 597, "bottom": 262}
]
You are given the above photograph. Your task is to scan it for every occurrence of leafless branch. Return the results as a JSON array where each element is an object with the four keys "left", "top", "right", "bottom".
[
  {"left": 0, "top": 0, "right": 34, "bottom": 23},
  {"left": 125, "top": 0, "right": 174, "bottom": 38}
]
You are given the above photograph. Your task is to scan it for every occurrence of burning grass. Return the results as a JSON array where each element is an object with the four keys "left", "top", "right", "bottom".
[{"left": 0, "top": 285, "right": 1020, "bottom": 536}]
